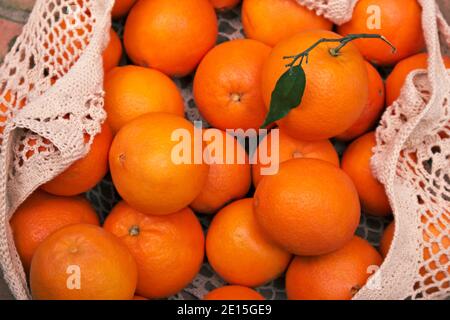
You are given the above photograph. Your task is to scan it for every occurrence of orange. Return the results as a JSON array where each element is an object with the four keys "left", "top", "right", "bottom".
[
  {"left": 17, "top": 136, "right": 51, "bottom": 161},
  {"left": 341, "top": 132, "right": 391, "bottom": 216},
  {"left": 337, "top": 0, "right": 425, "bottom": 66},
  {"left": 380, "top": 216, "right": 449, "bottom": 261},
  {"left": 109, "top": 113, "right": 209, "bottom": 215},
  {"left": 103, "top": 29, "right": 122, "bottom": 73},
  {"left": 386, "top": 53, "right": 450, "bottom": 106},
  {"left": 261, "top": 30, "right": 368, "bottom": 140},
  {"left": 379, "top": 221, "right": 394, "bottom": 258},
  {"left": 10, "top": 191, "right": 99, "bottom": 273},
  {"left": 204, "top": 286, "right": 264, "bottom": 300},
  {"left": 190, "top": 129, "right": 251, "bottom": 214},
  {"left": 124, "top": 0, "right": 218, "bottom": 77},
  {"left": 206, "top": 199, "right": 291, "bottom": 287},
  {"left": 193, "top": 39, "right": 271, "bottom": 130},
  {"left": 104, "top": 65, "right": 184, "bottom": 134},
  {"left": 103, "top": 202, "right": 204, "bottom": 298},
  {"left": 336, "top": 61, "right": 385, "bottom": 141},
  {"left": 254, "top": 158, "right": 360, "bottom": 256},
  {"left": 242, "top": 0, "right": 333, "bottom": 47},
  {"left": 133, "top": 295, "right": 148, "bottom": 300},
  {"left": 210, "top": 0, "right": 241, "bottom": 10},
  {"left": 252, "top": 129, "right": 339, "bottom": 187},
  {"left": 286, "top": 236, "right": 382, "bottom": 300},
  {"left": 30, "top": 224, "right": 137, "bottom": 300},
  {"left": 421, "top": 214, "right": 450, "bottom": 261},
  {"left": 41, "top": 123, "right": 113, "bottom": 196},
  {"left": 112, "top": 0, "right": 137, "bottom": 19}
]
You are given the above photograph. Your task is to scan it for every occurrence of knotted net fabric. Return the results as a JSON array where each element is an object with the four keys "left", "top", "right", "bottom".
[
  {"left": 0, "top": 0, "right": 113, "bottom": 299},
  {"left": 297, "top": 0, "right": 450, "bottom": 299}
]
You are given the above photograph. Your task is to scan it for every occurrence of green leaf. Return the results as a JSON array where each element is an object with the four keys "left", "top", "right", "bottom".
[{"left": 261, "top": 65, "right": 306, "bottom": 128}]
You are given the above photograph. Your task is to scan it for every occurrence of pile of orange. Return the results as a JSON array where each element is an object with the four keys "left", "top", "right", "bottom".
[{"left": 9, "top": 0, "right": 447, "bottom": 300}]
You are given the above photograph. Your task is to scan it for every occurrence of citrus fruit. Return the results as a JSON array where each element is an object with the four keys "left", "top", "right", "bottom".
[
  {"left": 193, "top": 39, "right": 271, "bottom": 130},
  {"left": 386, "top": 53, "right": 450, "bottom": 106},
  {"left": 0, "top": 90, "right": 25, "bottom": 136},
  {"left": 133, "top": 295, "right": 148, "bottom": 300},
  {"left": 103, "top": 201, "right": 204, "bottom": 298},
  {"left": 30, "top": 224, "right": 137, "bottom": 300},
  {"left": 379, "top": 221, "right": 394, "bottom": 258},
  {"left": 242, "top": 0, "right": 333, "bottom": 47},
  {"left": 336, "top": 61, "right": 385, "bottom": 141},
  {"left": 261, "top": 30, "right": 368, "bottom": 140},
  {"left": 190, "top": 128, "right": 251, "bottom": 214},
  {"left": 286, "top": 236, "right": 382, "bottom": 300},
  {"left": 10, "top": 191, "right": 99, "bottom": 273},
  {"left": 43, "top": 5, "right": 91, "bottom": 72},
  {"left": 103, "top": 29, "right": 122, "bottom": 73},
  {"left": 341, "top": 131, "right": 391, "bottom": 216},
  {"left": 124, "top": 0, "right": 218, "bottom": 77},
  {"left": 41, "top": 123, "right": 112, "bottom": 196},
  {"left": 251, "top": 129, "right": 339, "bottom": 187},
  {"left": 206, "top": 199, "right": 291, "bottom": 286},
  {"left": 253, "top": 158, "right": 360, "bottom": 256},
  {"left": 104, "top": 65, "right": 185, "bottom": 134},
  {"left": 112, "top": 0, "right": 137, "bottom": 19},
  {"left": 204, "top": 286, "right": 264, "bottom": 300},
  {"left": 421, "top": 214, "right": 450, "bottom": 262},
  {"left": 337, "top": 0, "right": 425, "bottom": 65},
  {"left": 210, "top": 0, "right": 241, "bottom": 10},
  {"left": 109, "top": 113, "right": 209, "bottom": 215}
]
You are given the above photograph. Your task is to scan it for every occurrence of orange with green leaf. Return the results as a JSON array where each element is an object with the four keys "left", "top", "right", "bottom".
[{"left": 261, "top": 30, "right": 395, "bottom": 141}]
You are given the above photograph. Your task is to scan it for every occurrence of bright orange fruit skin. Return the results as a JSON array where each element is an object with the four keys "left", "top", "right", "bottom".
[
  {"left": 242, "top": 0, "right": 333, "bottom": 47},
  {"left": 337, "top": 0, "right": 425, "bottom": 66},
  {"left": 341, "top": 132, "right": 391, "bottom": 216},
  {"left": 190, "top": 128, "right": 251, "bottom": 214},
  {"left": 385, "top": 53, "right": 450, "bottom": 106},
  {"left": 194, "top": 39, "right": 271, "bottom": 130},
  {"left": 10, "top": 191, "right": 99, "bottom": 273},
  {"left": 204, "top": 285, "right": 265, "bottom": 300},
  {"left": 103, "top": 29, "right": 122, "bottom": 73},
  {"left": 336, "top": 61, "right": 385, "bottom": 141},
  {"left": 42, "top": 123, "right": 113, "bottom": 196},
  {"left": 111, "top": 0, "right": 137, "bottom": 19}
]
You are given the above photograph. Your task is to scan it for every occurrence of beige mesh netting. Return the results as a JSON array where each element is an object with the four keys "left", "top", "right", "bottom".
[
  {"left": 297, "top": 0, "right": 450, "bottom": 299},
  {"left": 0, "top": 0, "right": 113, "bottom": 299},
  {"left": 0, "top": 0, "right": 448, "bottom": 300}
]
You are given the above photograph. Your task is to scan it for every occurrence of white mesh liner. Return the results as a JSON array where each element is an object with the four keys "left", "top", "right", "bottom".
[{"left": 1, "top": 0, "right": 449, "bottom": 300}]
